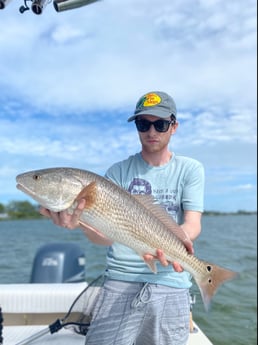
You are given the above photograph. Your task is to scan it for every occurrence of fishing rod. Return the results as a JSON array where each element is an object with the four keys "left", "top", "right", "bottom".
[
  {"left": 15, "top": 274, "right": 103, "bottom": 345},
  {"left": 0, "top": 0, "right": 100, "bottom": 15}
]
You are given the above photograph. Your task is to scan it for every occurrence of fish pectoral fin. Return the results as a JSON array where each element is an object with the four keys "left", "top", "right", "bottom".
[
  {"left": 141, "top": 256, "right": 158, "bottom": 274},
  {"left": 78, "top": 219, "right": 110, "bottom": 240},
  {"left": 75, "top": 181, "right": 97, "bottom": 208}
]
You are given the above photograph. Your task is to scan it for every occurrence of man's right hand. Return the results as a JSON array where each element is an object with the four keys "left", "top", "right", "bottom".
[
  {"left": 39, "top": 199, "right": 86, "bottom": 229},
  {"left": 39, "top": 199, "right": 113, "bottom": 246}
]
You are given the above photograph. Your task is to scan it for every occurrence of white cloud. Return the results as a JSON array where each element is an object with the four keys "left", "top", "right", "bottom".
[
  {"left": 1, "top": 0, "right": 256, "bottom": 111},
  {"left": 234, "top": 184, "right": 255, "bottom": 191},
  {"left": 0, "top": 0, "right": 256, "bottom": 211}
]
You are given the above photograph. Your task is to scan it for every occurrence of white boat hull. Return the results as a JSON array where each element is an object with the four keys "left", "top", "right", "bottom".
[{"left": 0, "top": 283, "right": 213, "bottom": 345}]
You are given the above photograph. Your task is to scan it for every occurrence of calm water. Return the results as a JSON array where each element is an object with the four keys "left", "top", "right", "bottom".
[{"left": 0, "top": 215, "right": 257, "bottom": 345}]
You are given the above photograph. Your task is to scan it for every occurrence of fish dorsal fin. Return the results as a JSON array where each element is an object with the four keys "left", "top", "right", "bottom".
[
  {"left": 133, "top": 194, "right": 193, "bottom": 251},
  {"left": 75, "top": 181, "right": 97, "bottom": 208}
]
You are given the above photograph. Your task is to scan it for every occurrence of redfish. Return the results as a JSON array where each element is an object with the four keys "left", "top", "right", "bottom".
[{"left": 16, "top": 167, "right": 237, "bottom": 310}]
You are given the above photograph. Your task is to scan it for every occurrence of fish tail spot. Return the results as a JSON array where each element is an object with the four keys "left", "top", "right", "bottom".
[
  {"left": 206, "top": 265, "right": 212, "bottom": 272},
  {"left": 195, "top": 264, "right": 238, "bottom": 311}
]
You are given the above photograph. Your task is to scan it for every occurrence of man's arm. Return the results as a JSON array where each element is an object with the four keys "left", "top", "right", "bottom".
[{"left": 180, "top": 210, "right": 202, "bottom": 241}]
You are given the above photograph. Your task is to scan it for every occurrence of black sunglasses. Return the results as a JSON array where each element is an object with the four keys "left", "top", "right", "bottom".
[{"left": 135, "top": 118, "right": 175, "bottom": 133}]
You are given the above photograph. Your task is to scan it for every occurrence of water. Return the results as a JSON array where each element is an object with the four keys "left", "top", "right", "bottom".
[{"left": 0, "top": 215, "right": 257, "bottom": 345}]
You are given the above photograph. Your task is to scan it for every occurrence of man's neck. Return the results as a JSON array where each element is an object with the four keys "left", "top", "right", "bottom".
[{"left": 141, "top": 149, "right": 172, "bottom": 167}]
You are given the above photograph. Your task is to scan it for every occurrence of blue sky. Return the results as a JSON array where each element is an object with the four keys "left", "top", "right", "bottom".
[{"left": 0, "top": 0, "right": 257, "bottom": 212}]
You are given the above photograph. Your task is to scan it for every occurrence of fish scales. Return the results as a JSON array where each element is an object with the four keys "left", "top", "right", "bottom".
[
  {"left": 81, "top": 179, "right": 186, "bottom": 262},
  {"left": 16, "top": 167, "right": 238, "bottom": 310}
]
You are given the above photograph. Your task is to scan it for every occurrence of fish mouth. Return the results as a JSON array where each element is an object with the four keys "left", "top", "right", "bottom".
[
  {"left": 16, "top": 183, "right": 47, "bottom": 208},
  {"left": 16, "top": 183, "right": 35, "bottom": 199},
  {"left": 16, "top": 183, "right": 70, "bottom": 212}
]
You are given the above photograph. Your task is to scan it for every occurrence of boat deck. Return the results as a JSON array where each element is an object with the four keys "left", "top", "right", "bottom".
[{"left": 2, "top": 322, "right": 213, "bottom": 345}]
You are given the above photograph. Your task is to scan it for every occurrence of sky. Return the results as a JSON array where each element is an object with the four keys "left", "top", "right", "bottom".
[{"left": 0, "top": 0, "right": 257, "bottom": 212}]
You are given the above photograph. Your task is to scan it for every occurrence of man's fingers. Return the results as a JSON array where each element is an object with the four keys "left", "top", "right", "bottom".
[
  {"left": 156, "top": 249, "right": 169, "bottom": 266},
  {"left": 39, "top": 207, "right": 51, "bottom": 218},
  {"left": 172, "top": 262, "right": 183, "bottom": 272},
  {"left": 143, "top": 250, "right": 184, "bottom": 272},
  {"left": 39, "top": 200, "right": 86, "bottom": 229},
  {"left": 144, "top": 250, "right": 169, "bottom": 267},
  {"left": 154, "top": 249, "right": 184, "bottom": 272},
  {"left": 51, "top": 211, "right": 66, "bottom": 227},
  {"left": 143, "top": 254, "right": 154, "bottom": 262},
  {"left": 39, "top": 207, "right": 64, "bottom": 227},
  {"left": 183, "top": 239, "right": 194, "bottom": 255}
]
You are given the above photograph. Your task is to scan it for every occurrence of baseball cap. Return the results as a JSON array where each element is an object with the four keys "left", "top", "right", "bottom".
[{"left": 127, "top": 91, "right": 177, "bottom": 122}]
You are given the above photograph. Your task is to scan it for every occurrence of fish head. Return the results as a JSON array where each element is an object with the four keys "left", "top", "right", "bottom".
[{"left": 16, "top": 167, "right": 87, "bottom": 212}]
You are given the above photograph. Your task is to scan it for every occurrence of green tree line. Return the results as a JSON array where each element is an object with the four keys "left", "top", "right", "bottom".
[
  {"left": 0, "top": 201, "right": 256, "bottom": 220},
  {"left": 0, "top": 201, "right": 42, "bottom": 220}
]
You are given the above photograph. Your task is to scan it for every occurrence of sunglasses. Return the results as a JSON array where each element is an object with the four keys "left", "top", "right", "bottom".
[{"left": 135, "top": 118, "right": 175, "bottom": 133}]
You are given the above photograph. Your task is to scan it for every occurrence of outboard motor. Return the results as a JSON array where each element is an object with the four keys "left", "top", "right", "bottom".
[{"left": 30, "top": 243, "right": 86, "bottom": 283}]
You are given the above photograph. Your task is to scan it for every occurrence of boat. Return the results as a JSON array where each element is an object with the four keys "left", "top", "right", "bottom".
[{"left": 0, "top": 243, "right": 214, "bottom": 345}]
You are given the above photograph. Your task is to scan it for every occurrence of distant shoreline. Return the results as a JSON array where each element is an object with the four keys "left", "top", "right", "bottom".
[
  {"left": 0, "top": 200, "right": 256, "bottom": 220},
  {"left": 203, "top": 210, "right": 257, "bottom": 216},
  {"left": 0, "top": 210, "right": 256, "bottom": 221}
]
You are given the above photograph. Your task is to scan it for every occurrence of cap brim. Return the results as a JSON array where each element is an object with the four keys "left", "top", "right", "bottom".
[{"left": 128, "top": 109, "right": 174, "bottom": 122}]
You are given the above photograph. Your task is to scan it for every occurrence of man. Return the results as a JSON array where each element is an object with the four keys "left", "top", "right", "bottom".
[{"left": 40, "top": 91, "right": 205, "bottom": 345}]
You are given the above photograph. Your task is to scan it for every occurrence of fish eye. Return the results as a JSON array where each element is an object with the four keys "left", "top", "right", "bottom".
[{"left": 33, "top": 174, "right": 41, "bottom": 181}]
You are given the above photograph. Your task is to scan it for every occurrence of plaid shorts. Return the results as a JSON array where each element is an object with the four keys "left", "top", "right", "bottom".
[{"left": 85, "top": 279, "right": 190, "bottom": 345}]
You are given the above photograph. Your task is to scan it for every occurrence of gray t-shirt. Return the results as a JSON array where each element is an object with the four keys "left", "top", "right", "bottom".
[{"left": 104, "top": 152, "right": 205, "bottom": 288}]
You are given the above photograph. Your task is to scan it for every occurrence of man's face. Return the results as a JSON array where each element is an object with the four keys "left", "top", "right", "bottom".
[{"left": 137, "top": 115, "right": 178, "bottom": 154}]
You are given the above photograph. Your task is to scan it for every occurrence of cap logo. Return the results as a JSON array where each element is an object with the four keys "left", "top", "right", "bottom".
[{"left": 136, "top": 93, "right": 162, "bottom": 110}]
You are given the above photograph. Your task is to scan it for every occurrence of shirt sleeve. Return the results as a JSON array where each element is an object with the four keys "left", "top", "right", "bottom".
[
  {"left": 104, "top": 162, "right": 123, "bottom": 187},
  {"left": 182, "top": 161, "right": 205, "bottom": 212}
]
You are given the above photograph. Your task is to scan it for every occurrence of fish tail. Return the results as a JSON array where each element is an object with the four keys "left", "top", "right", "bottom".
[{"left": 195, "top": 263, "right": 238, "bottom": 311}]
